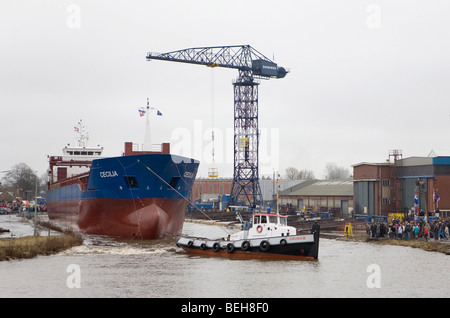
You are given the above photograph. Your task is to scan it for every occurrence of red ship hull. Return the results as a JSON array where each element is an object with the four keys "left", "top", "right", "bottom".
[{"left": 48, "top": 197, "right": 188, "bottom": 239}]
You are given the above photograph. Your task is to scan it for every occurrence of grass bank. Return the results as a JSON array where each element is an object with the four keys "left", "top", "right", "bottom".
[
  {"left": 0, "top": 232, "right": 83, "bottom": 261},
  {"left": 334, "top": 232, "right": 450, "bottom": 255}
]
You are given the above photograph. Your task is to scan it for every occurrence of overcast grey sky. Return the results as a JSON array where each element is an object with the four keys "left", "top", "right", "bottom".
[{"left": 1, "top": 0, "right": 450, "bottom": 180}]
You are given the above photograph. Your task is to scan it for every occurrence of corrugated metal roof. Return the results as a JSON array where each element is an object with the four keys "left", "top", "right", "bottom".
[
  {"left": 400, "top": 157, "right": 433, "bottom": 166},
  {"left": 260, "top": 179, "right": 303, "bottom": 201},
  {"left": 279, "top": 180, "right": 353, "bottom": 197}
]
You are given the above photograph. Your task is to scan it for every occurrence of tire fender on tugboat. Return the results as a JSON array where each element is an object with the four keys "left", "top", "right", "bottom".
[
  {"left": 241, "top": 240, "right": 250, "bottom": 251},
  {"left": 212, "top": 242, "right": 220, "bottom": 252},
  {"left": 225, "top": 242, "right": 235, "bottom": 253},
  {"left": 259, "top": 240, "right": 270, "bottom": 252}
]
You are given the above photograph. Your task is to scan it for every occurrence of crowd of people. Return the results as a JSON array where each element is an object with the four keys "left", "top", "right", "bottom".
[
  {"left": 367, "top": 218, "right": 449, "bottom": 242},
  {"left": 0, "top": 200, "right": 47, "bottom": 213}
]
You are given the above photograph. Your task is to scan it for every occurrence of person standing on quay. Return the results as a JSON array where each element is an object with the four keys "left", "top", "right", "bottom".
[
  {"left": 434, "top": 222, "right": 439, "bottom": 241},
  {"left": 413, "top": 224, "right": 419, "bottom": 239},
  {"left": 444, "top": 224, "right": 449, "bottom": 240},
  {"left": 397, "top": 224, "right": 403, "bottom": 239}
]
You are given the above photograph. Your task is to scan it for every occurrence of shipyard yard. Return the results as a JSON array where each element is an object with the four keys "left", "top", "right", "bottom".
[{"left": 0, "top": 214, "right": 449, "bottom": 299}]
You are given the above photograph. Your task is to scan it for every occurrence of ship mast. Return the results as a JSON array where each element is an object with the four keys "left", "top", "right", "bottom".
[
  {"left": 143, "top": 98, "right": 152, "bottom": 151},
  {"left": 74, "top": 119, "right": 89, "bottom": 147}
]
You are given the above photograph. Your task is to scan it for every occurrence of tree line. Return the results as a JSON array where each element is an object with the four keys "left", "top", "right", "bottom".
[{"left": 284, "top": 162, "right": 351, "bottom": 180}]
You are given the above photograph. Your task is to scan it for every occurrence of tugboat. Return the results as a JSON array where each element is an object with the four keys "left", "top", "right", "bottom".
[{"left": 177, "top": 212, "right": 320, "bottom": 260}]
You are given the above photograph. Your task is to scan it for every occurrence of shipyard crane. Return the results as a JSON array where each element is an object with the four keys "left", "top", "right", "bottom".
[{"left": 146, "top": 45, "right": 288, "bottom": 208}]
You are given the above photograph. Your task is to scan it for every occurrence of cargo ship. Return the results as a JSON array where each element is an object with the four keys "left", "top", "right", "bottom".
[{"left": 47, "top": 117, "right": 199, "bottom": 239}]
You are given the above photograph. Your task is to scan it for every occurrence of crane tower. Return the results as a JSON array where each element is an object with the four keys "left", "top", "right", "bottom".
[{"left": 146, "top": 45, "right": 288, "bottom": 208}]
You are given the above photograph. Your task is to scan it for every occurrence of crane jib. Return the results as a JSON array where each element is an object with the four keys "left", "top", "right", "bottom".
[{"left": 146, "top": 45, "right": 288, "bottom": 79}]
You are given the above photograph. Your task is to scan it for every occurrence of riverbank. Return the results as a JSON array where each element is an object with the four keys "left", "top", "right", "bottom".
[
  {"left": 0, "top": 232, "right": 83, "bottom": 261},
  {"left": 0, "top": 214, "right": 83, "bottom": 261}
]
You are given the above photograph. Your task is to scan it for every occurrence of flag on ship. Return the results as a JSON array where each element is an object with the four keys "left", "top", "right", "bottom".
[{"left": 139, "top": 107, "right": 162, "bottom": 117}]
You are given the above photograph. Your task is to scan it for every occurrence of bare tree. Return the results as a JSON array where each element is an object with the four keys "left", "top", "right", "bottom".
[
  {"left": 285, "top": 167, "right": 299, "bottom": 180},
  {"left": 2, "top": 163, "right": 40, "bottom": 200},
  {"left": 285, "top": 167, "right": 315, "bottom": 180},
  {"left": 298, "top": 169, "right": 315, "bottom": 180},
  {"left": 324, "top": 162, "right": 351, "bottom": 180}
]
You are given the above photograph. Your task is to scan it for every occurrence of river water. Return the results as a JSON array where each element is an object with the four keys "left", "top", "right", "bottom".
[{"left": 0, "top": 220, "right": 449, "bottom": 298}]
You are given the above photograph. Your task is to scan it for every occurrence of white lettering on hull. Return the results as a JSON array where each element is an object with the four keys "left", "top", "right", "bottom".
[{"left": 100, "top": 171, "right": 119, "bottom": 178}]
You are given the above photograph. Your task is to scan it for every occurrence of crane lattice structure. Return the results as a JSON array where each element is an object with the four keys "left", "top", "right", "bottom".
[{"left": 146, "top": 45, "right": 287, "bottom": 208}]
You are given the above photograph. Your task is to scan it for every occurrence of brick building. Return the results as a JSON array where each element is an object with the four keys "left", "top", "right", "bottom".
[{"left": 192, "top": 178, "right": 233, "bottom": 202}]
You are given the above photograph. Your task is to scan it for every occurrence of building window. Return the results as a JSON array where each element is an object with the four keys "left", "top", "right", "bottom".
[
  {"left": 382, "top": 198, "right": 390, "bottom": 205},
  {"left": 382, "top": 179, "right": 390, "bottom": 187}
]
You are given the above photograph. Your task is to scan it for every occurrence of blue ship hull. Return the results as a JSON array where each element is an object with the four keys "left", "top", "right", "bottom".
[{"left": 47, "top": 153, "right": 199, "bottom": 239}]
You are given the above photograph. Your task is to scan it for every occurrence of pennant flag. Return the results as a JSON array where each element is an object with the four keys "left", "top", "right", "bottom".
[
  {"left": 157, "top": 110, "right": 163, "bottom": 116},
  {"left": 74, "top": 127, "right": 79, "bottom": 133},
  {"left": 139, "top": 108, "right": 146, "bottom": 117}
]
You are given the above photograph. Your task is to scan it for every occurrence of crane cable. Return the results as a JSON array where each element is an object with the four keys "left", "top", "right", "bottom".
[{"left": 211, "top": 68, "right": 215, "bottom": 167}]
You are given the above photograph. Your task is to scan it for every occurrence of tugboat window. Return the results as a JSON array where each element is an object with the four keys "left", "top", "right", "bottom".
[
  {"left": 125, "top": 176, "right": 139, "bottom": 188},
  {"left": 261, "top": 215, "right": 267, "bottom": 223}
]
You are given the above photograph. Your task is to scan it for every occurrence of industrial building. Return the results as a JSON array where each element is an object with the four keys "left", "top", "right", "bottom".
[
  {"left": 353, "top": 150, "right": 450, "bottom": 219},
  {"left": 192, "top": 178, "right": 354, "bottom": 217},
  {"left": 277, "top": 180, "right": 354, "bottom": 217},
  {"left": 192, "top": 178, "right": 302, "bottom": 209}
]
